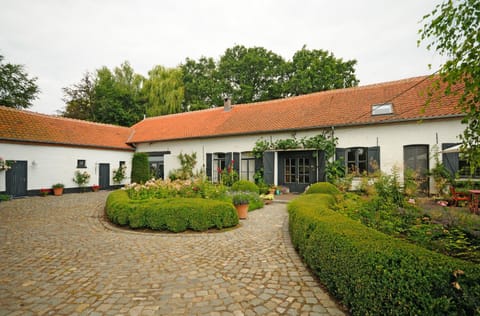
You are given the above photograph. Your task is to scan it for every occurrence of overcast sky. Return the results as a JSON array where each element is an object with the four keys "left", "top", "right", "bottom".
[{"left": 1, "top": 0, "right": 444, "bottom": 115}]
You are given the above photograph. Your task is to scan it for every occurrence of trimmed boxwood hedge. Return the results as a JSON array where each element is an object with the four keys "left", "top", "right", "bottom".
[
  {"left": 305, "top": 182, "right": 340, "bottom": 195},
  {"left": 288, "top": 193, "right": 480, "bottom": 315},
  {"left": 106, "top": 190, "right": 239, "bottom": 232},
  {"left": 231, "top": 180, "right": 260, "bottom": 193}
]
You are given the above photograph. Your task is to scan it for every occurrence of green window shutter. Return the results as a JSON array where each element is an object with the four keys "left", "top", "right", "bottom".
[
  {"left": 442, "top": 143, "right": 459, "bottom": 177},
  {"left": 367, "top": 146, "right": 380, "bottom": 173},
  {"left": 206, "top": 153, "right": 212, "bottom": 179},
  {"left": 263, "top": 151, "right": 275, "bottom": 185}
]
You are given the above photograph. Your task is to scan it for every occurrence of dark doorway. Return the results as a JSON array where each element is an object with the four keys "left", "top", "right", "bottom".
[
  {"left": 99, "top": 163, "right": 110, "bottom": 190},
  {"left": 404, "top": 145, "right": 429, "bottom": 194},
  {"left": 6, "top": 160, "right": 27, "bottom": 197},
  {"left": 149, "top": 156, "right": 165, "bottom": 180},
  {"left": 278, "top": 151, "right": 319, "bottom": 193}
]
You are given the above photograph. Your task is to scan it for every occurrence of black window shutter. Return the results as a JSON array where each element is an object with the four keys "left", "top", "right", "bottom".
[
  {"left": 335, "top": 148, "right": 345, "bottom": 163},
  {"left": 206, "top": 153, "right": 212, "bottom": 179},
  {"left": 233, "top": 152, "right": 240, "bottom": 174},
  {"left": 367, "top": 146, "right": 380, "bottom": 173},
  {"left": 442, "top": 143, "right": 459, "bottom": 177},
  {"left": 317, "top": 150, "right": 326, "bottom": 182},
  {"left": 225, "top": 152, "right": 232, "bottom": 169},
  {"left": 263, "top": 151, "right": 275, "bottom": 184},
  {"left": 255, "top": 157, "right": 262, "bottom": 173}
]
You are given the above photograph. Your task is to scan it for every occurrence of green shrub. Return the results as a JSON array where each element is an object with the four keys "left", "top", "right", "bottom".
[
  {"left": 106, "top": 190, "right": 238, "bottom": 232},
  {"left": 131, "top": 152, "right": 150, "bottom": 183},
  {"left": 247, "top": 193, "right": 264, "bottom": 211},
  {"left": 125, "top": 178, "right": 229, "bottom": 202},
  {"left": 231, "top": 192, "right": 251, "bottom": 205},
  {"left": 305, "top": 182, "right": 340, "bottom": 195},
  {"left": 288, "top": 194, "right": 480, "bottom": 315},
  {"left": 231, "top": 180, "right": 260, "bottom": 193},
  {"left": 229, "top": 191, "right": 264, "bottom": 211}
]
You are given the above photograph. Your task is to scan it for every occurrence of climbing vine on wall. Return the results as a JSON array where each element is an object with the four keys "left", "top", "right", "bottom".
[
  {"left": 252, "top": 132, "right": 337, "bottom": 160},
  {"left": 252, "top": 132, "right": 340, "bottom": 183}
]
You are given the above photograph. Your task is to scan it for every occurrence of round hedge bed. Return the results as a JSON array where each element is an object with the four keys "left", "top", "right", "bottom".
[{"left": 106, "top": 190, "right": 239, "bottom": 232}]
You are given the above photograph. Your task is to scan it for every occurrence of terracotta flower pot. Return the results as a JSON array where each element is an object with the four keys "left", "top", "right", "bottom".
[
  {"left": 53, "top": 187, "right": 64, "bottom": 196},
  {"left": 235, "top": 203, "right": 249, "bottom": 220}
]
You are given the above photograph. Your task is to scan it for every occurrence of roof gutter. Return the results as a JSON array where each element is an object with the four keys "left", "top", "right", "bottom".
[
  {"left": 128, "top": 114, "right": 465, "bottom": 145},
  {"left": 0, "top": 138, "right": 135, "bottom": 152}
]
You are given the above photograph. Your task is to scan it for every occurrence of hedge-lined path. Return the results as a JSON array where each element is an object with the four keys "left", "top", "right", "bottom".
[{"left": 0, "top": 192, "right": 346, "bottom": 316}]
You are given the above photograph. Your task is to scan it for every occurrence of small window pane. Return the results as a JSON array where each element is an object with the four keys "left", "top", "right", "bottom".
[
  {"left": 77, "top": 160, "right": 86, "bottom": 168},
  {"left": 372, "top": 103, "right": 393, "bottom": 115}
]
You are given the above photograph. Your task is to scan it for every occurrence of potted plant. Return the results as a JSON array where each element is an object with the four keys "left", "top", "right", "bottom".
[
  {"left": 92, "top": 184, "right": 100, "bottom": 192},
  {"left": 260, "top": 193, "right": 274, "bottom": 205},
  {"left": 232, "top": 192, "right": 250, "bottom": 219},
  {"left": 52, "top": 183, "right": 64, "bottom": 196},
  {"left": 268, "top": 186, "right": 276, "bottom": 195}
]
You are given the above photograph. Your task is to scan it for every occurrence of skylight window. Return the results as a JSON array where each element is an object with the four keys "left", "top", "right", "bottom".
[{"left": 372, "top": 103, "right": 393, "bottom": 116}]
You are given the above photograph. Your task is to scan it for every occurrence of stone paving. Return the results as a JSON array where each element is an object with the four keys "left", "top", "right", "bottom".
[{"left": 0, "top": 192, "right": 346, "bottom": 316}]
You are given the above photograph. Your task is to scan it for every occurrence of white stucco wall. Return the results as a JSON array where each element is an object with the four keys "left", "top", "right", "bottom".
[
  {"left": 335, "top": 118, "right": 463, "bottom": 173},
  {"left": 0, "top": 143, "right": 134, "bottom": 192},
  {"left": 136, "top": 118, "right": 464, "bottom": 192}
]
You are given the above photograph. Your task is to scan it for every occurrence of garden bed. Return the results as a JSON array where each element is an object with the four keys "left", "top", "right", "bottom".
[
  {"left": 288, "top": 188, "right": 480, "bottom": 315},
  {"left": 105, "top": 178, "right": 264, "bottom": 233}
]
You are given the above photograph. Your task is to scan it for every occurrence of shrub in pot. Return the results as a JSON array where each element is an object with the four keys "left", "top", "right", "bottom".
[
  {"left": 232, "top": 192, "right": 250, "bottom": 219},
  {"left": 52, "top": 183, "right": 64, "bottom": 196}
]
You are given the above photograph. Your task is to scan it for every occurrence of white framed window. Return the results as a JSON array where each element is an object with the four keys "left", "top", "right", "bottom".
[
  {"left": 372, "top": 103, "right": 393, "bottom": 116},
  {"left": 240, "top": 152, "right": 255, "bottom": 182},
  {"left": 77, "top": 159, "right": 86, "bottom": 168},
  {"left": 212, "top": 153, "right": 226, "bottom": 183}
]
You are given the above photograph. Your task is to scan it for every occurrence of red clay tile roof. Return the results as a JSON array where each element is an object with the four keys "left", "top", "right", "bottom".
[
  {"left": 0, "top": 106, "right": 134, "bottom": 151},
  {"left": 129, "top": 76, "right": 464, "bottom": 144}
]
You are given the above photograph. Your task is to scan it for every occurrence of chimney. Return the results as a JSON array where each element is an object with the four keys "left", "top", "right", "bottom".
[{"left": 224, "top": 97, "right": 232, "bottom": 111}]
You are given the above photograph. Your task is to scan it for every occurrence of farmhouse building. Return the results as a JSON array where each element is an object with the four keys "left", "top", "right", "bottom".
[{"left": 0, "top": 75, "right": 467, "bottom": 197}]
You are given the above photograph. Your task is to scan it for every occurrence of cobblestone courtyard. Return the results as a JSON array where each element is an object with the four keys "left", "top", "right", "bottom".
[{"left": 0, "top": 192, "right": 345, "bottom": 315}]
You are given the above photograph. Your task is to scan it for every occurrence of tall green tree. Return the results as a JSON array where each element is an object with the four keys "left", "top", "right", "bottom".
[
  {"left": 181, "top": 57, "right": 223, "bottom": 110},
  {"left": 62, "top": 72, "right": 96, "bottom": 121},
  {"left": 181, "top": 45, "right": 358, "bottom": 108},
  {"left": 0, "top": 54, "right": 40, "bottom": 109},
  {"left": 419, "top": 0, "right": 480, "bottom": 172},
  {"left": 142, "top": 65, "right": 184, "bottom": 116},
  {"left": 62, "top": 61, "right": 145, "bottom": 126},
  {"left": 286, "top": 46, "right": 359, "bottom": 96},
  {"left": 94, "top": 62, "right": 145, "bottom": 126},
  {"left": 218, "top": 45, "right": 287, "bottom": 104}
]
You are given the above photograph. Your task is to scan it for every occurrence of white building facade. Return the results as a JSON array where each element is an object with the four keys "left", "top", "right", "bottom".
[
  {"left": 0, "top": 142, "right": 133, "bottom": 196},
  {"left": 0, "top": 76, "right": 468, "bottom": 196}
]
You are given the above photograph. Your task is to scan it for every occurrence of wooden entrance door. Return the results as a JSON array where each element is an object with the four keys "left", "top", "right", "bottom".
[
  {"left": 278, "top": 151, "right": 318, "bottom": 193},
  {"left": 6, "top": 160, "right": 28, "bottom": 197},
  {"left": 99, "top": 163, "right": 110, "bottom": 190}
]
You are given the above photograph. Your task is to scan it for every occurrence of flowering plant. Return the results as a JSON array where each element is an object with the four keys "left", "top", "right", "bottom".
[
  {"left": 40, "top": 188, "right": 51, "bottom": 196},
  {"left": 73, "top": 170, "right": 90, "bottom": 187},
  {"left": 219, "top": 160, "right": 238, "bottom": 186},
  {"left": 259, "top": 193, "right": 274, "bottom": 200},
  {"left": 113, "top": 165, "right": 127, "bottom": 184},
  {"left": 0, "top": 157, "right": 12, "bottom": 171}
]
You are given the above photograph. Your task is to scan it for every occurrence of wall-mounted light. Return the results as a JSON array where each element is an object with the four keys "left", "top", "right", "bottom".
[{"left": 31, "top": 160, "right": 37, "bottom": 167}]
